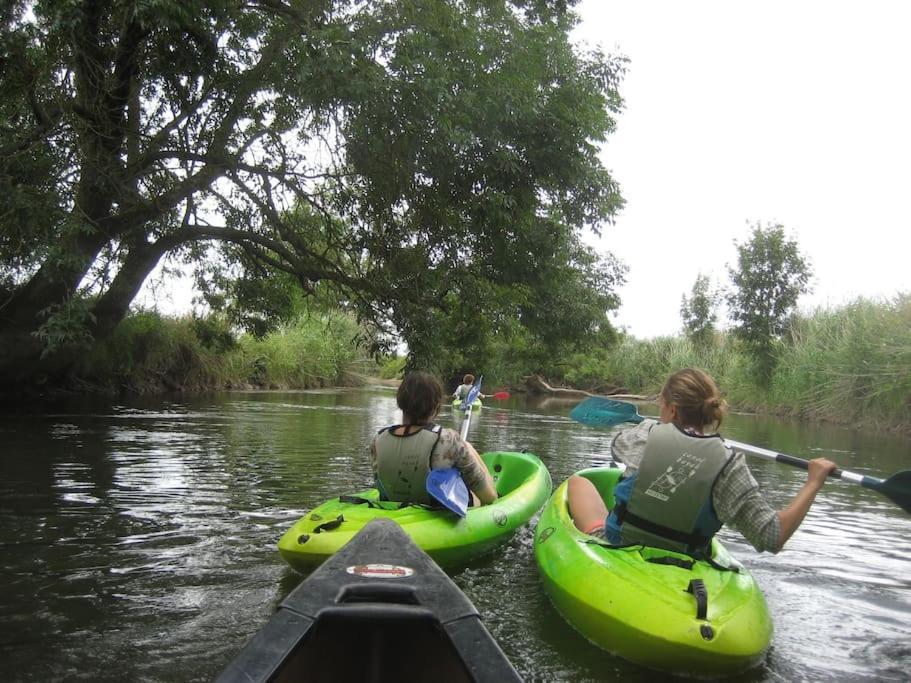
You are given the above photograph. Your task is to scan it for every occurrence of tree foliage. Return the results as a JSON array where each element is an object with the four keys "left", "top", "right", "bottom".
[
  {"left": 680, "top": 273, "right": 718, "bottom": 347},
  {"left": 0, "top": 0, "right": 627, "bottom": 387},
  {"left": 726, "top": 222, "right": 812, "bottom": 379}
]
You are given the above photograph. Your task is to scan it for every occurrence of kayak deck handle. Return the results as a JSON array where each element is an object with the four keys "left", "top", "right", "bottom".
[{"left": 686, "top": 579, "right": 709, "bottom": 621}]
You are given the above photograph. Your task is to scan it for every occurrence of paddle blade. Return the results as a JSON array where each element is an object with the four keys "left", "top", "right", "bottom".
[
  {"left": 492, "top": 391, "right": 511, "bottom": 400},
  {"left": 426, "top": 468, "right": 469, "bottom": 517},
  {"left": 873, "top": 470, "right": 911, "bottom": 514},
  {"left": 569, "top": 396, "right": 646, "bottom": 427}
]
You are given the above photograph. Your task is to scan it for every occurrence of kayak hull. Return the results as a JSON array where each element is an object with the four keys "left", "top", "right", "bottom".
[
  {"left": 534, "top": 467, "right": 772, "bottom": 677},
  {"left": 220, "top": 519, "right": 521, "bottom": 682},
  {"left": 452, "top": 398, "right": 482, "bottom": 409},
  {"left": 279, "top": 451, "right": 551, "bottom": 572}
]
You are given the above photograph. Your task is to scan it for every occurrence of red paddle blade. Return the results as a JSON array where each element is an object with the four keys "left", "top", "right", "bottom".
[{"left": 492, "top": 391, "right": 511, "bottom": 400}]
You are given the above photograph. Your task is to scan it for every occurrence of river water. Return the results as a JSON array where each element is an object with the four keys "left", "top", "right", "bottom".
[{"left": 1, "top": 388, "right": 909, "bottom": 682}]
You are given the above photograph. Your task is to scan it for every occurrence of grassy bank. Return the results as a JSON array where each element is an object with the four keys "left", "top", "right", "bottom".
[
  {"left": 63, "top": 295, "right": 911, "bottom": 433},
  {"left": 76, "top": 310, "right": 372, "bottom": 394},
  {"left": 546, "top": 295, "right": 911, "bottom": 432}
]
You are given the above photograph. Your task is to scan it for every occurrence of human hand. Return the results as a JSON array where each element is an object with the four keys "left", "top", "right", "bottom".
[{"left": 807, "top": 458, "right": 838, "bottom": 488}]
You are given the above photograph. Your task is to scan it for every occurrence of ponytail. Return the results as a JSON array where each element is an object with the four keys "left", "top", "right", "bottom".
[{"left": 661, "top": 368, "right": 728, "bottom": 431}]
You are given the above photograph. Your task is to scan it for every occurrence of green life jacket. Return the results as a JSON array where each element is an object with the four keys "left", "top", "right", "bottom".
[
  {"left": 616, "top": 422, "right": 730, "bottom": 556},
  {"left": 374, "top": 424, "right": 443, "bottom": 504},
  {"left": 454, "top": 384, "right": 472, "bottom": 400}
]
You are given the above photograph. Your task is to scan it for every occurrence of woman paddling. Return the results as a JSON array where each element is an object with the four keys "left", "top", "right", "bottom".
[
  {"left": 452, "top": 373, "right": 487, "bottom": 402},
  {"left": 568, "top": 368, "right": 838, "bottom": 556},
  {"left": 372, "top": 371, "right": 497, "bottom": 507}
]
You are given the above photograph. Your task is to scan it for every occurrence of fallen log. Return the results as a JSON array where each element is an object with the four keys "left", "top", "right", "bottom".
[{"left": 523, "top": 374, "right": 650, "bottom": 402}]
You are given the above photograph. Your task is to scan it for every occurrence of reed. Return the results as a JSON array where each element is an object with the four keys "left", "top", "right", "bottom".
[
  {"left": 79, "top": 310, "right": 369, "bottom": 393},
  {"left": 770, "top": 295, "right": 911, "bottom": 427},
  {"left": 227, "top": 312, "right": 364, "bottom": 389},
  {"left": 548, "top": 295, "right": 911, "bottom": 431}
]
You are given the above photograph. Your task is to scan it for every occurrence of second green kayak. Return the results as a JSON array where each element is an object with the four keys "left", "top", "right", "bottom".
[
  {"left": 279, "top": 450, "right": 551, "bottom": 572},
  {"left": 534, "top": 467, "right": 772, "bottom": 677}
]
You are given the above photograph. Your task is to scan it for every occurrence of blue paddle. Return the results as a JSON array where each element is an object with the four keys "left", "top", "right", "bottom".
[
  {"left": 569, "top": 396, "right": 911, "bottom": 514},
  {"left": 425, "top": 468, "right": 470, "bottom": 518}
]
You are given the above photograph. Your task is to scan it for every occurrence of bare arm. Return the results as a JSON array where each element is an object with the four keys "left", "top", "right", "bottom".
[
  {"left": 463, "top": 439, "right": 498, "bottom": 504},
  {"left": 775, "top": 457, "right": 838, "bottom": 550},
  {"left": 431, "top": 428, "right": 498, "bottom": 505}
]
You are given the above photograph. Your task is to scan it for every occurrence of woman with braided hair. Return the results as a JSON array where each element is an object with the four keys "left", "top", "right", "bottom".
[{"left": 567, "top": 368, "right": 837, "bottom": 557}]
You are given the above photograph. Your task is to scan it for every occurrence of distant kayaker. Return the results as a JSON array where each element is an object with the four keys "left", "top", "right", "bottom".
[
  {"left": 567, "top": 368, "right": 838, "bottom": 556},
  {"left": 452, "top": 374, "right": 487, "bottom": 402},
  {"left": 372, "top": 371, "right": 498, "bottom": 507}
]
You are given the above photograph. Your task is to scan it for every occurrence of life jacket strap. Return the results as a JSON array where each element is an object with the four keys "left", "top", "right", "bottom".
[
  {"left": 614, "top": 501, "right": 712, "bottom": 551},
  {"left": 647, "top": 556, "right": 694, "bottom": 570}
]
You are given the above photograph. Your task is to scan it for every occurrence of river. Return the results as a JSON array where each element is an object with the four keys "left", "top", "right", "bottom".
[{"left": 1, "top": 388, "right": 909, "bottom": 681}]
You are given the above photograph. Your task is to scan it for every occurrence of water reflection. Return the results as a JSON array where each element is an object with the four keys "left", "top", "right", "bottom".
[{"left": 0, "top": 389, "right": 908, "bottom": 681}]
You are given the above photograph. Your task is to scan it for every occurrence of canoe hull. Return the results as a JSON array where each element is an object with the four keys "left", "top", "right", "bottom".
[{"left": 221, "top": 519, "right": 521, "bottom": 682}]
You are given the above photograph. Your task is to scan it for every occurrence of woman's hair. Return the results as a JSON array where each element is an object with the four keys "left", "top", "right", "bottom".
[
  {"left": 462, "top": 373, "right": 475, "bottom": 385},
  {"left": 660, "top": 368, "right": 728, "bottom": 431},
  {"left": 397, "top": 371, "right": 444, "bottom": 423}
]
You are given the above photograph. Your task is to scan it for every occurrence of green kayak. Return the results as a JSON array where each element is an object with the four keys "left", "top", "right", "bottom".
[
  {"left": 534, "top": 467, "right": 772, "bottom": 677},
  {"left": 279, "top": 451, "right": 551, "bottom": 573},
  {"left": 452, "top": 398, "right": 482, "bottom": 409}
]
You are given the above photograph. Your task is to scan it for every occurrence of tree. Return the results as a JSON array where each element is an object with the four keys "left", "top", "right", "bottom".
[
  {"left": 726, "top": 222, "right": 812, "bottom": 379},
  {"left": 406, "top": 229, "right": 627, "bottom": 377},
  {"left": 0, "top": 0, "right": 627, "bottom": 387},
  {"left": 680, "top": 273, "right": 718, "bottom": 347}
]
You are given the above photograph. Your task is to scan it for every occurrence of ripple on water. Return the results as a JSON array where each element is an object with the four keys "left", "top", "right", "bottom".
[{"left": 3, "top": 391, "right": 910, "bottom": 682}]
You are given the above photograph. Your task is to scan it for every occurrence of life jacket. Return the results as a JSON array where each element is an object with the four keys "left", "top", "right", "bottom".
[
  {"left": 613, "top": 422, "right": 730, "bottom": 556},
  {"left": 374, "top": 424, "right": 443, "bottom": 504},
  {"left": 455, "top": 384, "right": 472, "bottom": 400}
]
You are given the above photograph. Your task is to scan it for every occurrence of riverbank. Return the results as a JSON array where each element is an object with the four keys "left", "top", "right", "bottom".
[{"left": 7, "top": 295, "right": 908, "bottom": 435}]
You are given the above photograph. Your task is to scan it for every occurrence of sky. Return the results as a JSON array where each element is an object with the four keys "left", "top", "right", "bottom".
[{"left": 572, "top": 0, "right": 911, "bottom": 337}]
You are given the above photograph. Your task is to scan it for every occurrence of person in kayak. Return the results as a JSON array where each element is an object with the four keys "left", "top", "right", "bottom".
[
  {"left": 452, "top": 373, "right": 487, "bottom": 402},
  {"left": 372, "top": 371, "right": 498, "bottom": 507},
  {"left": 567, "top": 368, "right": 838, "bottom": 557}
]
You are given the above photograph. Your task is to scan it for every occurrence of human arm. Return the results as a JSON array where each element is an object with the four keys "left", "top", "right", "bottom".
[
  {"left": 369, "top": 438, "right": 379, "bottom": 478},
  {"left": 714, "top": 453, "right": 837, "bottom": 553},
  {"left": 609, "top": 419, "right": 657, "bottom": 467},
  {"left": 461, "top": 440, "right": 498, "bottom": 504},
  {"left": 432, "top": 428, "right": 498, "bottom": 505},
  {"left": 775, "top": 458, "right": 838, "bottom": 550}
]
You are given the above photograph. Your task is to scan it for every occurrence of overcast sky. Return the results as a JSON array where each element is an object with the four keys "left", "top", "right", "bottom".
[{"left": 573, "top": 0, "right": 911, "bottom": 337}]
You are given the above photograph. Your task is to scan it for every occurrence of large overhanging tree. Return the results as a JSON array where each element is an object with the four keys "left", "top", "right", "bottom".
[{"left": 0, "top": 0, "right": 626, "bottom": 386}]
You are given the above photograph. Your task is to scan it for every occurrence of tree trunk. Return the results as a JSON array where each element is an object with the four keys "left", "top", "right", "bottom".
[{"left": 89, "top": 239, "right": 169, "bottom": 339}]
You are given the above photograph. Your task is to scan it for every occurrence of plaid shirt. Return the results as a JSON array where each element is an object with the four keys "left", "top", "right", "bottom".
[{"left": 610, "top": 420, "right": 781, "bottom": 553}]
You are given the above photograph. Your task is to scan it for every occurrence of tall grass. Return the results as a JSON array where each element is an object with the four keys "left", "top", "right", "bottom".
[
  {"left": 225, "top": 312, "right": 363, "bottom": 388},
  {"left": 79, "top": 312, "right": 231, "bottom": 392},
  {"left": 548, "top": 295, "right": 911, "bottom": 431},
  {"left": 79, "top": 310, "right": 371, "bottom": 393},
  {"left": 770, "top": 295, "right": 911, "bottom": 427}
]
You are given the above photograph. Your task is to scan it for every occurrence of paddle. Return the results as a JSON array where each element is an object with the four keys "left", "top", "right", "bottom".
[
  {"left": 425, "top": 468, "right": 470, "bottom": 518},
  {"left": 425, "top": 377, "right": 485, "bottom": 517},
  {"left": 569, "top": 396, "right": 911, "bottom": 514},
  {"left": 492, "top": 391, "right": 511, "bottom": 400},
  {"left": 458, "top": 375, "right": 484, "bottom": 438}
]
